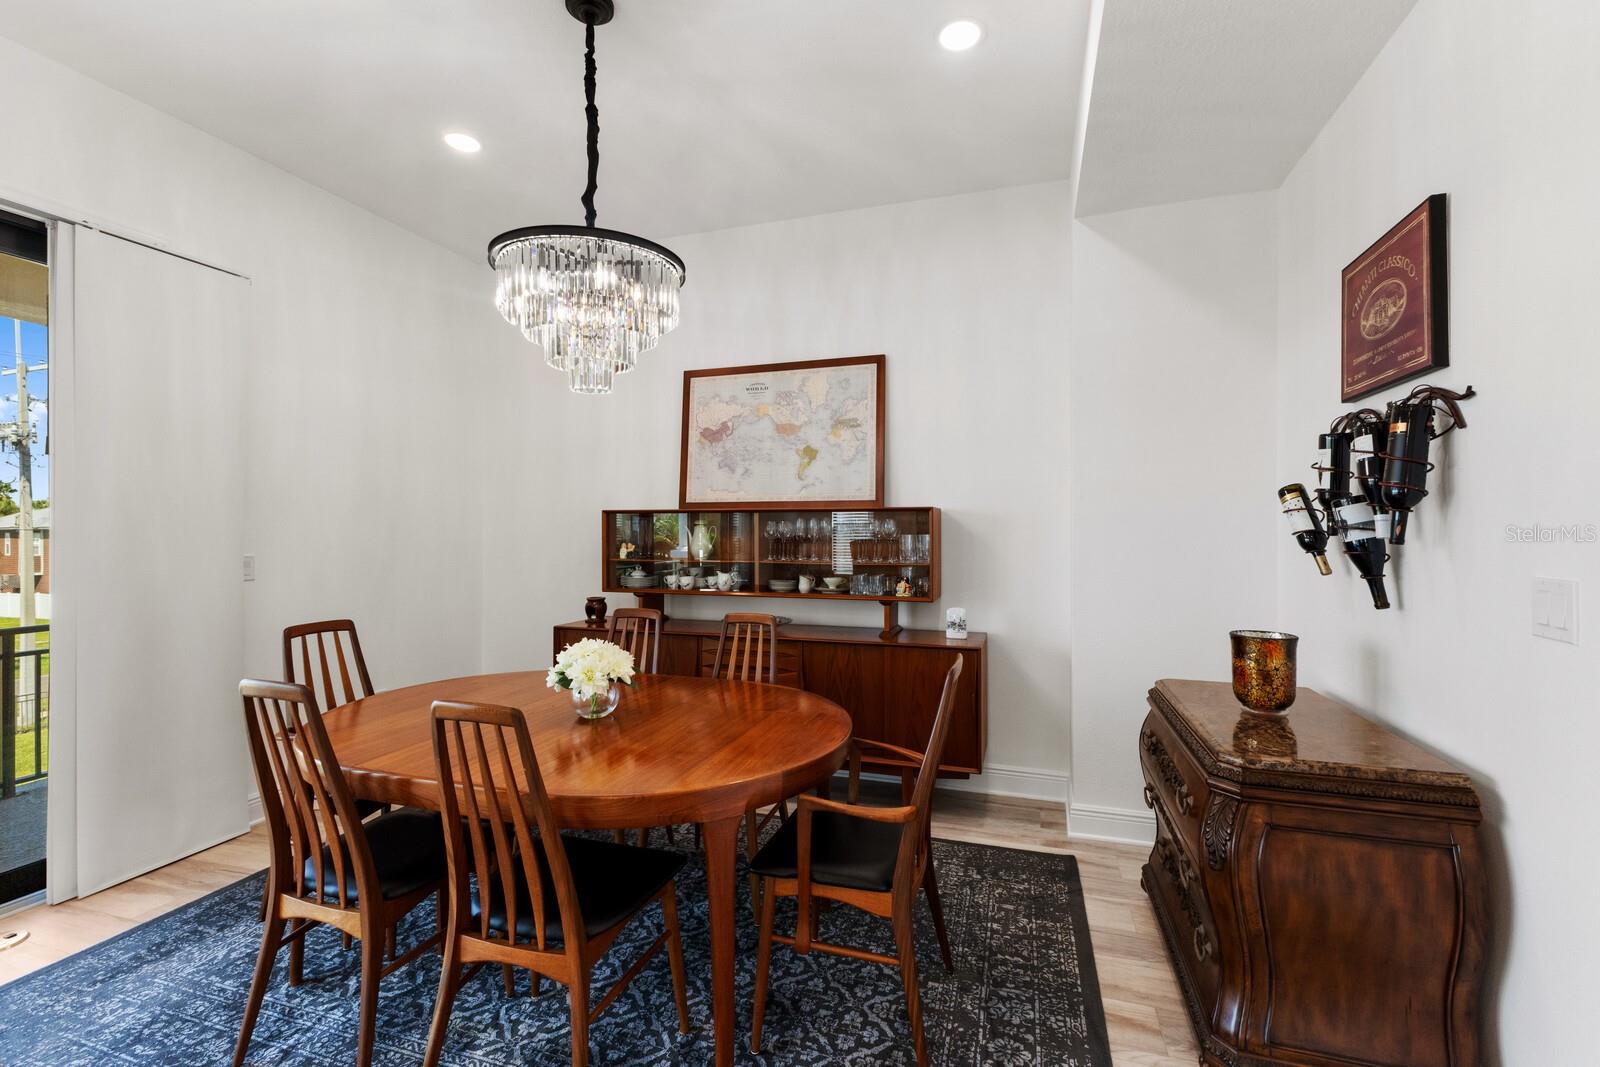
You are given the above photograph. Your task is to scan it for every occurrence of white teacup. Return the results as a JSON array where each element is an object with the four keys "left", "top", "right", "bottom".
[{"left": 716, "top": 570, "right": 734, "bottom": 591}]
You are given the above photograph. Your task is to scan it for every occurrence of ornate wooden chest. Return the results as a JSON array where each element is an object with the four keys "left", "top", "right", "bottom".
[{"left": 1139, "top": 679, "right": 1488, "bottom": 1067}]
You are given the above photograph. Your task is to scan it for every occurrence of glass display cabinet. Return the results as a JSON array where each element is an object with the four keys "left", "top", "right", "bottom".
[{"left": 602, "top": 507, "right": 940, "bottom": 634}]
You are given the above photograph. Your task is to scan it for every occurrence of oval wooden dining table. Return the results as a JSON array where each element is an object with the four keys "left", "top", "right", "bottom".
[{"left": 320, "top": 670, "right": 854, "bottom": 1067}]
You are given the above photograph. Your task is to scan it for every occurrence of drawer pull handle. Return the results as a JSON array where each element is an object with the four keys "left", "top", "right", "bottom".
[
  {"left": 1177, "top": 848, "right": 1198, "bottom": 890},
  {"left": 1193, "top": 926, "right": 1214, "bottom": 961},
  {"left": 1142, "top": 729, "right": 1195, "bottom": 816}
]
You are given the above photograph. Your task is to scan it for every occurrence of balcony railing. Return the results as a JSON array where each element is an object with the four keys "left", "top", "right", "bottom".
[{"left": 1, "top": 624, "right": 48, "bottom": 798}]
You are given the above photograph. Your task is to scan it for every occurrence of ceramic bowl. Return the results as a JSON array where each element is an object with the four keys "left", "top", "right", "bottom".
[{"left": 822, "top": 577, "right": 847, "bottom": 590}]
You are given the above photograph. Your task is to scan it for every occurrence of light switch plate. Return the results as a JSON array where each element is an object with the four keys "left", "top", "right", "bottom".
[
  {"left": 243, "top": 554, "right": 256, "bottom": 582},
  {"left": 1532, "top": 577, "right": 1578, "bottom": 644}
]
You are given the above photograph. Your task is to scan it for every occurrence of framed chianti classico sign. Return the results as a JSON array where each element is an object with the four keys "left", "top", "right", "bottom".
[{"left": 1340, "top": 194, "right": 1449, "bottom": 402}]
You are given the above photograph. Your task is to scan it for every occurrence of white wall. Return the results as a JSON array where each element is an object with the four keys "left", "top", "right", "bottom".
[
  {"left": 1068, "top": 192, "right": 1279, "bottom": 839},
  {"left": 1273, "top": 2, "right": 1600, "bottom": 1062},
  {"left": 0, "top": 36, "right": 507, "bottom": 821},
  {"left": 481, "top": 182, "right": 1075, "bottom": 793}
]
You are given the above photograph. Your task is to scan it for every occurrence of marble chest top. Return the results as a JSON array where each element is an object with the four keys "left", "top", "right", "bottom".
[{"left": 1149, "top": 678, "right": 1480, "bottom": 809}]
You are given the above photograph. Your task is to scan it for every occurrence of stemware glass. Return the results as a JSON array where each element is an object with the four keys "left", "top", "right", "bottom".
[
  {"left": 807, "top": 517, "right": 821, "bottom": 562},
  {"left": 777, "top": 520, "right": 792, "bottom": 561}
]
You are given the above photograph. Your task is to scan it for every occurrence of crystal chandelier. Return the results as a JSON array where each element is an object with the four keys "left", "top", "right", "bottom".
[{"left": 488, "top": 0, "right": 685, "bottom": 395}]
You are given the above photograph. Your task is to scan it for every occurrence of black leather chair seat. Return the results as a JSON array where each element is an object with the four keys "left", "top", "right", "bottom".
[
  {"left": 303, "top": 809, "right": 447, "bottom": 905},
  {"left": 472, "top": 834, "right": 685, "bottom": 944},
  {"left": 749, "top": 810, "right": 903, "bottom": 892},
  {"left": 354, "top": 798, "right": 386, "bottom": 820}
]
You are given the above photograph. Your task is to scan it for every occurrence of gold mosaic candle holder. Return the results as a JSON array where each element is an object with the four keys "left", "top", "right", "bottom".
[{"left": 1230, "top": 630, "right": 1299, "bottom": 715}]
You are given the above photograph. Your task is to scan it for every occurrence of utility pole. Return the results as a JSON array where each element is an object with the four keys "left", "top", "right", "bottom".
[{"left": 14, "top": 319, "right": 34, "bottom": 631}]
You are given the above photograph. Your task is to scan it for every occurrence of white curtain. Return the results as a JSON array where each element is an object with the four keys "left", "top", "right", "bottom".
[{"left": 60, "top": 226, "right": 248, "bottom": 897}]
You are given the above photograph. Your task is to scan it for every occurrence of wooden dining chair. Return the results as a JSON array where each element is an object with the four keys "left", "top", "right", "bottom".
[
  {"left": 284, "top": 619, "right": 375, "bottom": 711},
  {"left": 747, "top": 657, "right": 964, "bottom": 1067},
  {"left": 268, "top": 619, "right": 384, "bottom": 929},
  {"left": 711, "top": 612, "right": 779, "bottom": 683},
  {"left": 707, "top": 612, "right": 809, "bottom": 907},
  {"left": 234, "top": 679, "right": 447, "bottom": 1067},
  {"left": 606, "top": 607, "right": 662, "bottom": 674},
  {"left": 423, "top": 700, "right": 691, "bottom": 1067}
]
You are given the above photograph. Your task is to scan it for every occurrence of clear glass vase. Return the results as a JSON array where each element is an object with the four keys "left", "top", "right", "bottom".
[{"left": 572, "top": 681, "right": 622, "bottom": 721}]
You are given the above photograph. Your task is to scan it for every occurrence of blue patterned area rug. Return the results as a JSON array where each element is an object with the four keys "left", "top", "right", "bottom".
[{"left": 0, "top": 838, "right": 1111, "bottom": 1066}]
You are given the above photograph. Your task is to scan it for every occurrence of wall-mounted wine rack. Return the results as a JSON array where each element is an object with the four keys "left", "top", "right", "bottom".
[{"left": 1279, "top": 383, "right": 1476, "bottom": 609}]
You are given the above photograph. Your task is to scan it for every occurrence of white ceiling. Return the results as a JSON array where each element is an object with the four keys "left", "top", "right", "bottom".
[
  {"left": 0, "top": 0, "right": 1088, "bottom": 260},
  {"left": 1077, "top": 0, "right": 1417, "bottom": 217}
]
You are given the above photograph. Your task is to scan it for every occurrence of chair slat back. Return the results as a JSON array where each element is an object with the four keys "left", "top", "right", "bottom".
[
  {"left": 283, "top": 619, "right": 374, "bottom": 712},
  {"left": 606, "top": 608, "right": 662, "bottom": 674},
  {"left": 241, "top": 678, "right": 372, "bottom": 910},
  {"left": 431, "top": 701, "right": 582, "bottom": 953},
  {"left": 712, "top": 613, "right": 780, "bottom": 684},
  {"left": 909, "top": 658, "right": 965, "bottom": 848}
]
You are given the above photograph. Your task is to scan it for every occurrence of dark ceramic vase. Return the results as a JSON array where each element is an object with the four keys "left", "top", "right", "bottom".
[
  {"left": 584, "top": 596, "right": 608, "bottom": 627},
  {"left": 1230, "top": 630, "right": 1298, "bottom": 714}
]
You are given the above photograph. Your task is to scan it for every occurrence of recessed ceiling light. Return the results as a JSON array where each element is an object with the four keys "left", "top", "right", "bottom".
[
  {"left": 939, "top": 19, "right": 983, "bottom": 52},
  {"left": 443, "top": 131, "right": 482, "bottom": 154}
]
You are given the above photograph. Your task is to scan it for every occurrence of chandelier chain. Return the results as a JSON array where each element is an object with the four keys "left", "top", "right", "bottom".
[
  {"left": 486, "top": 0, "right": 684, "bottom": 394},
  {"left": 582, "top": 20, "right": 599, "bottom": 228}
]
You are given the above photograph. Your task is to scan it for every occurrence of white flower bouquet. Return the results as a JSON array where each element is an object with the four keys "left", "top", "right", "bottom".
[{"left": 547, "top": 638, "right": 636, "bottom": 718}]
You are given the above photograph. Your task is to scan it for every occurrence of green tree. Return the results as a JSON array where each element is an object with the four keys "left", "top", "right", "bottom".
[{"left": 0, "top": 481, "right": 17, "bottom": 517}]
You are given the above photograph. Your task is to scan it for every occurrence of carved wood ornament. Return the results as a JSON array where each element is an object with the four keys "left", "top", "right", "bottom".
[{"left": 1202, "top": 793, "right": 1238, "bottom": 870}]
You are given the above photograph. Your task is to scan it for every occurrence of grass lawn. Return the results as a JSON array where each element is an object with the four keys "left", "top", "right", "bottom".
[
  {"left": 1, "top": 619, "right": 50, "bottom": 781},
  {"left": 0, "top": 616, "right": 49, "bottom": 671},
  {"left": 9, "top": 723, "right": 46, "bottom": 782}
]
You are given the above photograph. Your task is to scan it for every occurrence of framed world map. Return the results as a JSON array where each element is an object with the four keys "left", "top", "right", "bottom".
[{"left": 679, "top": 354, "right": 885, "bottom": 509}]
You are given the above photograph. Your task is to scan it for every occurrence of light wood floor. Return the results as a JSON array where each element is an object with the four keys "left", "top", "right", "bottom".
[{"left": 0, "top": 792, "right": 1197, "bottom": 1065}]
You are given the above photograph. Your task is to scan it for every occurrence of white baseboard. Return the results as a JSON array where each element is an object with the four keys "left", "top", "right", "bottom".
[
  {"left": 1067, "top": 802, "right": 1156, "bottom": 845},
  {"left": 939, "top": 762, "right": 1071, "bottom": 803},
  {"left": 247, "top": 792, "right": 264, "bottom": 827}
]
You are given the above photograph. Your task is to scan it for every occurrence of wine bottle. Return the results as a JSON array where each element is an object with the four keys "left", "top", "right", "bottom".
[
  {"left": 1333, "top": 495, "right": 1391, "bottom": 609},
  {"left": 1356, "top": 461, "right": 1395, "bottom": 541},
  {"left": 1346, "top": 418, "right": 1388, "bottom": 538},
  {"left": 1279, "top": 483, "right": 1331, "bottom": 575},
  {"left": 1351, "top": 419, "right": 1384, "bottom": 499},
  {"left": 1317, "top": 432, "right": 1353, "bottom": 497},
  {"left": 1380, "top": 399, "right": 1433, "bottom": 544},
  {"left": 1311, "top": 432, "right": 1342, "bottom": 520}
]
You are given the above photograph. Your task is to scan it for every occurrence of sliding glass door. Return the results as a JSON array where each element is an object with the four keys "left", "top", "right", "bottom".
[{"left": 0, "top": 209, "right": 50, "bottom": 908}]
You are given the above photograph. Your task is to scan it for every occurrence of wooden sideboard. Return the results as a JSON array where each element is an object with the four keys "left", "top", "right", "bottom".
[
  {"left": 1139, "top": 679, "right": 1488, "bottom": 1067},
  {"left": 554, "top": 617, "right": 986, "bottom": 774}
]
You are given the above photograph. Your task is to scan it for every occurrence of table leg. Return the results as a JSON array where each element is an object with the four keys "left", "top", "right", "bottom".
[{"left": 701, "top": 815, "right": 742, "bottom": 1067}]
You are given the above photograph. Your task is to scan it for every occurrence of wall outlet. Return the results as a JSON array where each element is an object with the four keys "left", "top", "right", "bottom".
[
  {"left": 243, "top": 554, "right": 256, "bottom": 582},
  {"left": 1532, "top": 577, "right": 1577, "bottom": 644}
]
